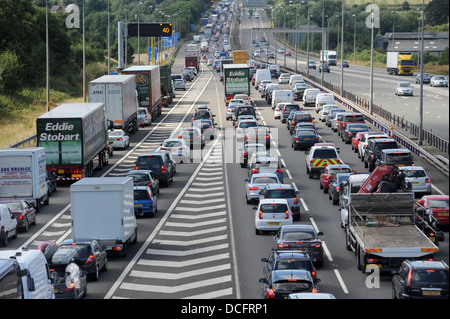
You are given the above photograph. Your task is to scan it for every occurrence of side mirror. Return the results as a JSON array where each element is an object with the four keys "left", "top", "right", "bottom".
[
  {"left": 252, "top": 206, "right": 257, "bottom": 210},
  {"left": 318, "top": 231, "right": 323, "bottom": 236},
  {"left": 304, "top": 151, "right": 309, "bottom": 155},
  {"left": 261, "top": 258, "right": 268, "bottom": 263},
  {"left": 244, "top": 178, "right": 249, "bottom": 182},
  {"left": 259, "top": 278, "right": 266, "bottom": 284}
]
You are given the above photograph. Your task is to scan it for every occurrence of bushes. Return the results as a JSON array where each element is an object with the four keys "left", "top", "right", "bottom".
[{"left": 0, "top": 50, "right": 22, "bottom": 92}]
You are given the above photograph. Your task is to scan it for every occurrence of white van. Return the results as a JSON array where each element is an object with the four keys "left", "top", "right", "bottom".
[
  {"left": 271, "top": 90, "right": 294, "bottom": 110},
  {"left": 255, "top": 69, "right": 271, "bottom": 91},
  {"left": 0, "top": 204, "right": 17, "bottom": 247},
  {"left": 303, "top": 88, "right": 321, "bottom": 107},
  {"left": 289, "top": 74, "right": 304, "bottom": 87},
  {"left": 315, "top": 93, "right": 335, "bottom": 113},
  {"left": 0, "top": 248, "right": 55, "bottom": 299}
]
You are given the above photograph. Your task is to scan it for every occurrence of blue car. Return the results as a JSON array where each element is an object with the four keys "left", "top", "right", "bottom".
[
  {"left": 134, "top": 186, "right": 157, "bottom": 217},
  {"left": 291, "top": 128, "right": 320, "bottom": 150}
]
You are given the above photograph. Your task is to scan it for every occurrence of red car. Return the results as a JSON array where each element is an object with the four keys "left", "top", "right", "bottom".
[
  {"left": 285, "top": 51, "right": 292, "bottom": 56},
  {"left": 319, "top": 164, "right": 352, "bottom": 193},
  {"left": 352, "top": 131, "right": 371, "bottom": 153},
  {"left": 337, "top": 113, "right": 365, "bottom": 136},
  {"left": 0, "top": 200, "right": 36, "bottom": 232},
  {"left": 417, "top": 195, "right": 449, "bottom": 226}
]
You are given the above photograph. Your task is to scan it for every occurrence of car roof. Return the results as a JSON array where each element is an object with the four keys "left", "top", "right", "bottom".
[
  {"left": 264, "top": 183, "right": 295, "bottom": 190},
  {"left": 398, "top": 166, "right": 425, "bottom": 171},
  {"left": 382, "top": 148, "right": 411, "bottom": 154},
  {"left": 405, "top": 260, "right": 449, "bottom": 270},
  {"left": 259, "top": 198, "right": 289, "bottom": 204},
  {"left": 326, "top": 164, "right": 351, "bottom": 169},
  {"left": 280, "top": 224, "right": 315, "bottom": 233}
]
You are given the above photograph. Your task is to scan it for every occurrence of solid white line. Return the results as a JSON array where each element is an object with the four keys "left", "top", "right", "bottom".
[
  {"left": 300, "top": 198, "right": 309, "bottom": 211},
  {"left": 334, "top": 269, "right": 350, "bottom": 294}
]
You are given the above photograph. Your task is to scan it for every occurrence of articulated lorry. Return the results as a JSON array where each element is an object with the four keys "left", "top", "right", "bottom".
[
  {"left": 0, "top": 147, "right": 49, "bottom": 211},
  {"left": 37, "top": 103, "right": 110, "bottom": 181},
  {"left": 88, "top": 74, "right": 139, "bottom": 134},
  {"left": 223, "top": 64, "right": 250, "bottom": 105},
  {"left": 185, "top": 50, "right": 199, "bottom": 71},
  {"left": 386, "top": 51, "right": 414, "bottom": 75},
  {"left": 122, "top": 65, "right": 163, "bottom": 118}
]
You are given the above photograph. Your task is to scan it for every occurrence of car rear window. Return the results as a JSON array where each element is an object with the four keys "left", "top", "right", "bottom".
[
  {"left": 344, "top": 115, "right": 364, "bottom": 122},
  {"left": 374, "top": 141, "right": 398, "bottom": 152},
  {"left": 164, "top": 140, "right": 183, "bottom": 148},
  {"left": 3, "top": 202, "right": 22, "bottom": 211},
  {"left": 274, "top": 260, "right": 312, "bottom": 271},
  {"left": 296, "top": 130, "right": 316, "bottom": 137},
  {"left": 239, "top": 121, "right": 258, "bottom": 128},
  {"left": 134, "top": 190, "right": 150, "bottom": 200},
  {"left": 284, "top": 105, "right": 300, "bottom": 112},
  {"left": 401, "top": 170, "right": 426, "bottom": 178},
  {"left": 236, "top": 107, "right": 255, "bottom": 116},
  {"left": 130, "top": 174, "right": 150, "bottom": 183},
  {"left": 313, "top": 149, "right": 338, "bottom": 158},
  {"left": 137, "top": 156, "right": 161, "bottom": 169},
  {"left": 260, "top": 203, "right": 288, "bottom": 212},
  {"left": 329, "top": 168, "right": 352, "bottom": 175},
  {"left": 412, "top": 269, "right": 449, "bottom": 286},
  {"left": 428, "top": 200, "right": 449, "bottom": 209},
  {"left": 273, "top": 281, "right": 312, "bottom": 292},
  {"left": 60, "top": 244, "right": 90, "bottom": 255},
  {"left": 252, "top": 177, "right": 279, "bottom": 184},
  {"left": 282, "top": 231, "right": 315, "bottom": 241},
  {"left": 266, "top": 189, "right": 296, "bottom": 198},
  {"left": 294, "top": 114, "right": 312, "bottom": 122},
  {"left": 385, "top": 153, "right": 413, "bottom": 163}
]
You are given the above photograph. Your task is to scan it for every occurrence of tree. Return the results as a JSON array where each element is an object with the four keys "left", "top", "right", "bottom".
[{"left": 425, "top": 0, "right": 449, "bottom": 26}]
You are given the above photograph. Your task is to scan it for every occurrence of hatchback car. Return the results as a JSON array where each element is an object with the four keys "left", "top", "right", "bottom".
[
  {"left": 133, "top": 186, "right": 158, "bottom": 217},
  {"left": 417, "top": 195, "right": 449, "bottom": 227},
  {"left": 292, "top": 82, "right": 309, "bottom": 101},
  {"left": 240, "top": 143, "right": 268, "bottom": 168},
  {"left": 160, "top": 138, "right": 190, "bottom": 163},
  {"left": 254, "top": 199, "right": 293, "bottom": 234},
  {"left": 134, "top": 153, "right": 174, "bottom": 187},
  {"left": 0, "top": 200, "right": 36, "bottom": 232},
  {"left": 319, "top": 164, "right": 352, "bottom": 193},
  {"left": 278, "top": 73, "right": 290, "bottom": 84},
  {"left": 259, "top": 269, "right": 319, "bottom": 299},
  {"left": 127, "top": 169, "right": 159, "bottom": 195},
  {"left": 395, "top": 81, "right": 413, "bottom": 96},
  {"left": 261, "top": 250, "right": 318, "bottom": 284},
  {"left": 173, "top": 79, "right": 186, "bottom": 90},
  {"left": 275, "top": 225, "right": 324, "bottom": 267},
  {"left": 248, "top": 156, "right": 285, "bottom": 183},
  {"left": 108, "top": 129, "right": 130, "bottom": 149},
  {"left": 235, "top": 119, "right": 258, "bottom": 141},
  {"left": 193, "top": 119, "right": 216, "bottom": 140},
  {"left": 415, "top": 73, "right": 431, "bottom": 84},
  {"left": 177, "top": 127, "right": 205, "bottom": 149},
  {"left": 59, "top": 239, "right": 108, "bottom": 281},
  {"left": 392, "top": 260, "right": 449, "bottom": 299},
  {"left": 291, "top": 128, "right": 319, "bottom": 150},
  {"left": 244, "top": 126, "right": 271, "bottom": 149},
  {"left": 398, "top": 166, "right": 431, "bottom": 197},
  {"left": 259, "top": 184, "right": 301, "bottom": 220},
  {"left": 244, "top": 173, "right": 280, "bottom": 204},
  {"left": 342, "top": 123, "right": 370, "bottom": 144},
  {"left": 308, "top": 60, "right": 316, "bottom": 69},
  {"left": 138, "top": 107, "right": 151, "bottom": 127},
  {"left": 319, "top": 62, "right": 330, "bottom": 73},
  {"left": 430, "top": 75, "right": 448, "bottom": 87}
]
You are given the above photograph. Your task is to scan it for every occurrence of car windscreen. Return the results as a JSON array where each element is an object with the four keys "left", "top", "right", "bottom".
[
  {"left": 266, "top": 189, "right": 296, "bottom": 199},
  {"left": 260, "top": 203, "right": 288, "bottom": 212},
  {"left": 134, "top": 190, "right": 150, "bottom": 201}
]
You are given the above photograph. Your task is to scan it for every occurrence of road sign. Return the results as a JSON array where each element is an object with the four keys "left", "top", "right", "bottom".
[{"left": 128, "top": 23, "right": 172, "bottom": 37}]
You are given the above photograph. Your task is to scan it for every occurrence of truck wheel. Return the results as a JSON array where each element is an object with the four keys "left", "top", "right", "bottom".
[{"left": 345, "top": 229, "right": 352, "bottom": 251}]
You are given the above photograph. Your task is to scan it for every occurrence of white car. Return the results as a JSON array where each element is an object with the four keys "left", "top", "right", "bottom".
[
  {"left": 160, "top": 138, "right": 190, "bottom": 163},
  {"left": 254, "top": 198, "right": 293, "bottom": 235},
  {"left": 173, "top": 79, "right": 186, "bottom": 90},
  {"left": 398, "top": 166, "right": 432, "bottom": 196},
  {"left": 244, "top": 173, "right": 280, "bottom": 203},
  {"left": 278, "top": 73, "right": 290, "bottom": 84},
  {"left": 430, "top": 75, "right": 449, "bottom": 87},
  {"left": 395, "top": 81, "right": 413, "bottom": 96},
  {"left": 108, "top": 129, "right": 130, "bottom": 149},
  {"left": 0, "top": 204, "right": 18, "bottom": 246},
  {"left": 236, "top": 119, "right": 258, "bottom": 141},
  {"left": 318, "top": 104, "right": 339, "bottom": 122},
  {"left": 138, "top": 107, "right": 152, "bottom": 126}
]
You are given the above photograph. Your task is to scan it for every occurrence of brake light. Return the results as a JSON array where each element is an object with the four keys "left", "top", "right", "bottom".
[
  {"left": 249, "top": 187, "right": 259, "bottom": 191},
  {"left": 285, "top": 210, "right": 289, "bottom": 219},
  {"left": 251, "top": 168, "right": 259, "bottom": 174},
  {"left": 278, "top": 242, "right": 290, "bottom": 248},
  {"left": 406, "top": 269, "right": 413, "bottom": 287},
  {"left": 276, "top": 168, "right": 282, "bottom": 173},
  {"left": 259, "top": 210, "right": 263, "bottom": 219},
  {"left": 425, "top": 178, "right": 431, "bottom": 183},
  {"left": 161, "top": 165, "right": 166, "bottom": 174},
  {"left": 85, "top": 254, "right": 95, "bottom": 264},
  {"left": 295, "top": 137, "right": 300, "bottom": 142},
  {"left": 117, "top": 138, "right": 123, "bottom": 141},
  {"left": 293, "top": 197, "right": 298, "bottom": 205},
  {"left": 161, "top": 147, "right": 166, "bottom": 150},
  {"left": 147, "top": 181, "right": 153, "bottom": 187},
  {"left": 65, "top": 282, "right": 75, "bottom": 292},
  {"left": 266, "top": 288, "right": 276, "bottom": 298},
  {"left": 310, "top": 243, "right": 321, "bottom": 248}
]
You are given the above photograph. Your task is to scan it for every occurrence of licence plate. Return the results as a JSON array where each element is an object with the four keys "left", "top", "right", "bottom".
[
  {"left": 411, "top": 182, "right": 420, "bottom": 184},
  {"left": 304, "top": 138, "right": 312, "bottom": 140},
  {"left": 294, "top": 248, "right": 306, "bottom": 252},
  {"left": 268, "top": 222, "right": 280, "bottom": 226},
  {"left": 423, "top": 290, "right": 441, "bottom": 296},
  {"left": 438, "top": 212, "right": 449, "bottom": 216},
  {"left": 429, "top": 236, "right": 436, "bottom": 242},
  {"left": 134, "top": 204, "right": 142, "bottom": 207},
  {"left": 396, "top": 164, "right": 404, "bottom": 167},
  {"left": 109, "top": 139, "right": 114, "bottom": 142}
]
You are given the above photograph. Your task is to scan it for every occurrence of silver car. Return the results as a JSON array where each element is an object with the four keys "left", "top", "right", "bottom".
[
  {"left": 248, "top": 156, "right": 285, "bottom": 183},
  {"left": 398, "top": 166, "right": 432, "bottom": 196},
  {"left": 395, "top": 81, "right": 413, "bottom": 96},
  {"left": 173, "top": 79, "right": 186, "bottom": 90},
  {"left": 430, "top": 75, "right": 449, "bottom": 87},
  {"left": 239, "top": 143, "right": 268, "bottom": 168},
  {"left": 244, "top": 173, "right": 281, "bottom": 204},
  {"left": 259, "top": 184, "right": 301, "bottom": 221},
  {"left": 235, "top": 119, "right": 258, "bottom": 141}
]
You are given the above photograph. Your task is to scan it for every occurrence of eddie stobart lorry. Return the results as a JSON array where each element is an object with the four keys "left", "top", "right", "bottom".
[
  {"left": 36, "top": 103, "right": 111, "bottom": 181},
  {"left": 223, "top": 64, "right": 250, "bottom": 105}
]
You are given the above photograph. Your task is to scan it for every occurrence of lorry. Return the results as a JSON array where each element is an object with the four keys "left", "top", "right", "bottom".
[
  {"left": 88, "top": 74, "right": 139, "bottom": 134},
  {"left": 193, "top": 35, "right": 200, "bottom": 43},
  {"left": 158, "top": 64, "right": 175, "bottom": 107},
  {"left": 386, "top": 51, "right": 414, "bottom": 75},
  {"left": 233, "top": 50, "right": 247, "bottom": 64},
  {"left": 185, "top": 50, "right": 199, "bottom": 71},
  {"left": 200, "top": 41, "right": 209, "bottom": 54},
  {"left": 342, "top": 169, "right": 438, "bottom": 274},
  {"left": 70, "top": 177, "right": 138, "bottom": 257},
  {"left": 223, "top": 64, "right": 250, "bottom": 105},
  {"left": 36, "top": 103, "right": 110, "bottom": 181},
  {"left": 0, "top": 147, "right": 49, "bottom": 211},
  {"left": 122, "top": 65, "right": 163, "bottom": 117},
  {"left": 326, "top": 50, "right": 337, "bottom": 66}
]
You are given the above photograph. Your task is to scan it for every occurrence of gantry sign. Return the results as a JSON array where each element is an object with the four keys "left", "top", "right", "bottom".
[{"left": 127, "top": 23, "right": 172, "bottom": 37}]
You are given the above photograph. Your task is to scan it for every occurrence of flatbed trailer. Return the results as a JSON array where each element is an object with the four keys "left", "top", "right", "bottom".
[{"left": 345, "top": 192, "right": 438, "bottom": 274}]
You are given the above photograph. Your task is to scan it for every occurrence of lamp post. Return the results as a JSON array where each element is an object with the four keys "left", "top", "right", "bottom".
[
  {"left": 419, "top": 0, "right": 424, "bottom": 145},
  {"left": 391, "top": 10, "right": 395, "bottom": 52},
  {"left": 339, "top": 0, "right": 344, "bottom": 95},
  {"left": 45, "top": 0, "right": 50, "bottom": 111},
  {"left": 353, "top": 14, "right": 356, "bottom": 62},
  {"left": 369, "top": 3, "right": 374, "bottom": 115},
  {"left": 321, "top": 0, "right": 325, "bottom": 85}
]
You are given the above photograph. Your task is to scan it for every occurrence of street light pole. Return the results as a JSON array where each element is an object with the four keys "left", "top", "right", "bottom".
[
  {"left": 353, "top": 14, "right": 356, "bottom": 62},
  {"left": 45, "top": 0, "right": 50, "bottom": 112},
  {"left": 340, "top": 0, "right": 344, "bottom": 95},
  {"left": 321, "top": 0, "right": 325, "bottom": 85},
  {"left": 369, "top": 3, "right": 374, "bottom": 115},
  {"left": 419, "top": 0, "right": 424, "bottom": 145}
]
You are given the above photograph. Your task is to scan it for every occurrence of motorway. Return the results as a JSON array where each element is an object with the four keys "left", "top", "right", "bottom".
[
  {"left": 1, "top": 12, "right": 448, "bottom": 303},
  {"left": 240, "top": 9, "right": 450, "bottom": 140}
]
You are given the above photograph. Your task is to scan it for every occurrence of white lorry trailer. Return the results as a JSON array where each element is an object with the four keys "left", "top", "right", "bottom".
[
  {"left": 344, "top": 192, "right": 438, "bottom": 274},
  {"left": 0, "top": 147, "right": 49, "bottom": 211},
  {"left": 88, "top": 75, "right": 139, "bottom": 135},
  {"left": 70, "top": 177, "right": 137, "bottom": 257}
]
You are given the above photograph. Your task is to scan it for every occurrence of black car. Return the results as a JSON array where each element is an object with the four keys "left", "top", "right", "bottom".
[
  {"left": 288, "top": 112, "right": 314, "bottom": 135},
  {"left": 259, "top": 269, "right": 319, "bottom": 299},
  {"left": 363, "top": 138, "right": 399, "bottom": 171},
  {"left": 342, "top": 61, "right": 349, "bottom": 68},
  {"left": 341, "top": 123, "right": 370, "bottom": 144},
  {"left": 328, "top": 172, "right": 351, "bottom": 205},
  {"left": 392, "top": 260, "right": 449, "bottom": 299},
  {"left": 134, "top": 153, "right": 175, "bottom": 187},
  {"left": 319, "top": 62, "right": 330, "bottom": 73},
  {"left": 261, "top": 250, "right": 318, "bottom": 283},
  {"left": 50, "top": 261, "right": 88, "bottom": 299},
  {"left": 232, "top": 106, "right": 257, "bottom": 123},
  {"left": 59, "top": 239, "right": 108, "bottom": 281}
]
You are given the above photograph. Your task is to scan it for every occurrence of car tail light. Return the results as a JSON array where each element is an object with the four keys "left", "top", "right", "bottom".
[
  {"left": 425, "top": 178, "right": 431, "bottom": 183},
  {"left": 249, "top": 187, "right": 259, "bottom": 191},
  {"left": 251, "top": 168, "right": 259, "bottom": 174},
  {"left": 293, "top": 197, "right": 298, "bottom": 205},
  {"left": 266, "top": 288, "right": 276, "bottom": 298},
  {"left": 1, "top": 226, "right": 4, "bottom": 233},
  {"left": 243, "top": 152, "right": 248, "bottom": 157},
  {"left": 161, "top": 165, "right": 166, "bottom": 174},
  {"left": 147, "top": 181, "right": 153, "bottom": 187},
  {"left": 265, "top": 135, "right": 270, "bottom": 139},
  {"left": 295, "top": 137, "right": 300, "bottom": 142},
  {"left": 312, "top": 288, "right": 318, "bottom": 293},
  {"left": 285, "top": 210, "right": 289, "bottom": 219},
  {"left": 311, "top": 270, "right": 317, "bottom": 279},
  {"left": 309, "top": 243, "right": 321, "bottom": 248},
  {"left": 276, "top": 168, "right": 282, "bottom": 173},
  {"left": 259, "top": 210, "right": 263, "bottom": 219},
  {"left": 278, "top": 242, "right": 290, "bottom": 248},
  {"left": 117, "top": 138, "right": 123, "bottom": 141},
  {"left": 85, "top": 254, "right": 95, "bottom": 264},
  {"left": 406, "top": 269, "right": 413, "bottom": 288},
  {"left": 161, "top": 147, "right": 166, "bottom": 150},
  {"left": 178, "top": 135, "right": 182, "bottom": 139},
  {"left": 65, "top": 282, "right": 75, "bottom": 292}
]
